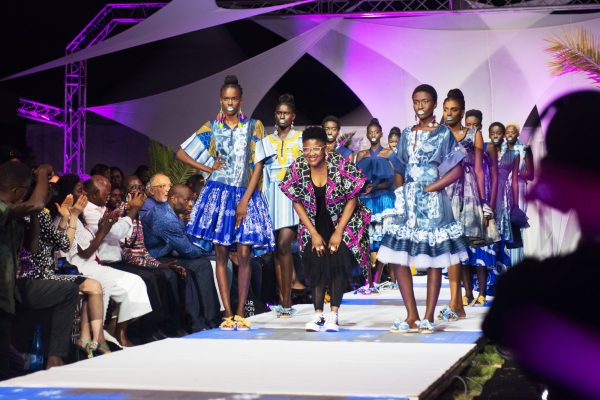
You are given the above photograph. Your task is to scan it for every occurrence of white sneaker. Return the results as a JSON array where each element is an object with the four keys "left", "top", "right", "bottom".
[
  {"left": 324, "top": 312, "right": 339, "bottom": 332},
  {"left": 305, "top": 313, "right": 325, "bottom": 332}
]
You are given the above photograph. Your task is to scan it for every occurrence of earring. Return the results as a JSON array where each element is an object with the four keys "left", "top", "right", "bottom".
[
  {"left": 274, "top": 124, "right": 279, "bottom": 136},
  {"left": 291, "top": 121, "right": 295, "bottom": 130},
  {"left": 217, "top": 107, "right": 224, "bottom": 129}
]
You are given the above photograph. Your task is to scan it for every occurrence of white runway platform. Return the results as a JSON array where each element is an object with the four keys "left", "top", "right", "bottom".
[{"left": 0, "top": 276, "right": 488, "bottom": 400}]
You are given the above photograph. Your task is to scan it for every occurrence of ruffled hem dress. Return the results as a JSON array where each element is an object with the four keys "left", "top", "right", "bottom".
[
  {"left": 180, "top": 117, "right": 275, "bottom": 252},
  {"left": 377, "top": 125, "right": 468, "bottom": 270},
  {"left": 357, "top": 146, "right": 396, "bottom": 250}
]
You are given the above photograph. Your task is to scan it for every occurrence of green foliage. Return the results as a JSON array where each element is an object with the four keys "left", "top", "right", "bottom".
[
  {"left": 453, "top": 345, "right": 505, "bottom": 400},
  {"left": 148, "top": 139, "right": 196, "bottom": 184}
]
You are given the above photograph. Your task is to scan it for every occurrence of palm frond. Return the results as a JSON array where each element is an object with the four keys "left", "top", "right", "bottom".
[
  {"left": 148, "top": 139, "right": 197, "bottom": 184},
  {"left": 545, "top": 27, "right": 600, "bottom": 86}
]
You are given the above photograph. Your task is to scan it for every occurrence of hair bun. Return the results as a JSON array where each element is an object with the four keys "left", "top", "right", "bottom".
[
  {"left": 447, "top": 88, "right": 464, "bottom": 100},
  {"left": 370, "top": 118, "right": 380, "bottom": 125},
  {"left": 224, "top": 75, "right": 239, "bottom": 85},
  {"left": 278, "top": 93, "right": 295, "bottom": 105},
  {"left": 390, "top": 127, "right": 401, "bottom": 135}
]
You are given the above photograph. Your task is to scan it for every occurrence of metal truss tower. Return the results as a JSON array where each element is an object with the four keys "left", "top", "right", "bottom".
[
  {"left": 63, "top": 3, "right": 166, "bottom": 175},
  {"left": 217, "top": 0, "right": 600, "bottom": 13}
]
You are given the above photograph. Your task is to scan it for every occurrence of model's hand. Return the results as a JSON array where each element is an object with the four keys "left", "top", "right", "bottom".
[
  {"left": 364, "top": 184, "right": 373, "bottom": 195},
  {"left": 328, "top": 230, "right": 343, "bottom": 254},
  {"left": 235, "top": 198, "right": 248, "bottom": 229},
  {"left": 212, "top": 156, "right": 226, "bottom": 172},
  {"left": 312, "top": 233, "right": 327, "bottom": 257}
]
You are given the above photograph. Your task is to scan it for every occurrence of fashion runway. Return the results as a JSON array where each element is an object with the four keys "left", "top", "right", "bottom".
[{"left": 0, "top": 276, "right": 487, "bottom": 399}]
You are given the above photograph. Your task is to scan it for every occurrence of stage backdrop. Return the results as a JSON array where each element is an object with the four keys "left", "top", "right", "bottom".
[
  {"left": 86, "top": 11, "right": 600, "bottom": 148},
  {"left": 83, "top": 10, "right": 598, "bottom": 259}
]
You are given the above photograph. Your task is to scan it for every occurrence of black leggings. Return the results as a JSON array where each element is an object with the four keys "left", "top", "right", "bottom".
[{"left": 312, "top": 266, "right": 346, "bottom": 311}]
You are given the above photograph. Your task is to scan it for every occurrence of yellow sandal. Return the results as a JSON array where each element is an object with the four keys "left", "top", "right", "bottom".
[
  {"left": 219, "top": 316, "right": 236, "bottom": 331},
  {"left": 234, "top": 315, "right": 251, "bottom": 331}
]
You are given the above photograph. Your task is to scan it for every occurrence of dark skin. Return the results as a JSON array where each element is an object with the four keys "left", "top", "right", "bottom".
[
  {"left": 392, "top": 91, "right": 464, "bottom": 327},
  {"left": 79, "top": 176, "right": 146, "bottom": 347},
  {"left": 490, "top": 126, "right": 520, "bottom": 207},
  {"left": 461, "top": 116, "right": 498, "bottom": 302},
  {"left": 1, "top": 164, "right": 53, "bottom": 221},
  {"left": 292, "top": 138, "right": 357, "bottom": 314},
  {"left": 355, "top": 124, "right": 394, "bottom": 287},
  {"left": 107, "top": 187, "right": 123, "bottom": 211},
  {"left": 175, "top": 86, "right": 264, "bottom": 320},
  {"left": 272, "top": 103, "right": 298, "bottom": 309},
  {"left": 446, "top": 107, "right": 490, "bottom": 305},
  {"left": 443, "top": 99, "right": 486, "bottom": 205},
  {"left": 505, "top": 125, "right": 535, "bottom": 181}
]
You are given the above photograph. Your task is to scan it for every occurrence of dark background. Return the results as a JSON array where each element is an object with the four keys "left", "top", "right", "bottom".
[{"left": 0, "top": 1, "right": 364, "bottom": 164}]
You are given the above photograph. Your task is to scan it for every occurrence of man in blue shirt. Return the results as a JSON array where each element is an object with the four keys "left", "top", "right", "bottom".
[{"left": 143, "top": 183, "right": 220, "bottom": 329}]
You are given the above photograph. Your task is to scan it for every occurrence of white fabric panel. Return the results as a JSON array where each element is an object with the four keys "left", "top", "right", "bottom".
[
  {"left": 88, "top": 19, "right": 339, "bottom": 147},
  {"left": 2, "top": 0, "right": 314, "bottom": 80}
]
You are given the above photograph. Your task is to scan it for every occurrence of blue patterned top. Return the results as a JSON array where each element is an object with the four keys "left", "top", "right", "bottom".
[{"left": 180, "top": 117, "right": 266, "bottom": 188}]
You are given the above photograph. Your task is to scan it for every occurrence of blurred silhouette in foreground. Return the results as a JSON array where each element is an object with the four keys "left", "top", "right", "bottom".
[{"left": 483, "top": 90, "right": 600, "bottom": 400}]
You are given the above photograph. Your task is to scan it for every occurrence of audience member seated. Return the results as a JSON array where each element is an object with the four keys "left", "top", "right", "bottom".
[
  {"left": 134, "top": 164, "right": 150, "bottom": 187},
  {"left": 1, "top": 162, "right": 79, "bottom": 378},
  {"left": 82, "top": 175, "right": 173, "bottom": 343},
  {"left": 107, "top": 185, "right": 123, "bottom": 211},
  {"left": 139, "top": 172, "right": 170, "bottom": 220},
  {"left": 89, "top": 164, "right": 111, "bottom": 180},
  {"left": 143, "top": 181, "right": 221, "bottom": 329},
  {"left": 20, "top": 181, "right": 110, "bottom": 358},
  {"left": 110, "top": 166, "right": 124, "bottom": 190},
  {"left": 54, "top": 174, "right": 152, "bottom": 347},
  {"left": 119, "top": 175, "right": 189, "bottom": 336}
]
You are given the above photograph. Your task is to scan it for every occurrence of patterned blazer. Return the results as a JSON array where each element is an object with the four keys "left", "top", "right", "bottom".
[{"left": 279, "top": 151, "right": 372, "bottom": 271}]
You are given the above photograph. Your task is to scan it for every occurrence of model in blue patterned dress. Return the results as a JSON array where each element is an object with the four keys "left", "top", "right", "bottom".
[
  {"left": 255, "top": 94, "right": 303, "bottom": 317},
  {"left": 463, "top": 110, "right": 501, "bottom": 303},
  {"left": 355, "top": 118, "right": 396, "bottom": 290},
  {"left": 444, "top": 96, "right": 501, "bottom": 309},
  {"left": 488, "top": 122, "right": 520, "bottom": 275},
  {"left": 378, "top": 84, "right": 468, "bottom": 333},
  {"left": 505, "top": 125, "right": 534, "bottom": 266},
  {"left": 175, "top": 75, "right": 275, "bottom": 331},
  {"left": 322, "top": 115, "right": 352, "bottom": 159}
]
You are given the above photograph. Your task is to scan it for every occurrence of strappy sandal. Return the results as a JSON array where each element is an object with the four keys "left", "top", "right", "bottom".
[
  {"left": 470, "top": 295, "right": 487, "bottom": 306},
  {"left": 219, "top": 316, "right": 236, "bottom": 331},
  {"left": 437, "top": 306, "right": 459, "bottom": 322},
  {"left": 85, "top": 341, "right": 98, "bottom": 359},
  {"left": 463, "top": 296, "right": 473, "bottom": 306},
  {"left": 418, "top": 320, "right": 435, "bottom": 334},
  {"left": 234, "top": 315, "right": 251, "bottom": 331},
  {"left": 269, "top": 305, "right": 297, "bottom": 318},
  {"left": 96, "top": 341, "right": 111, "bottom": 355},
  {"left": 389, "top": 319, "right": 420, "bottom": 333}
]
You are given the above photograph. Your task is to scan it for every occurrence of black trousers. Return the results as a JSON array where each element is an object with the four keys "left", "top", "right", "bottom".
[
  {"left": 107, "top": 262, "right": 171, "bottom": 330},
  {"left": 17, "top": 279, "right": 79, "bottom": 359},
  {"left": 158, "top": 256, "right": 220, "bottom": 331},
  {"left": 0, "top": 310, "right": 13, "bottom": 380}
]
